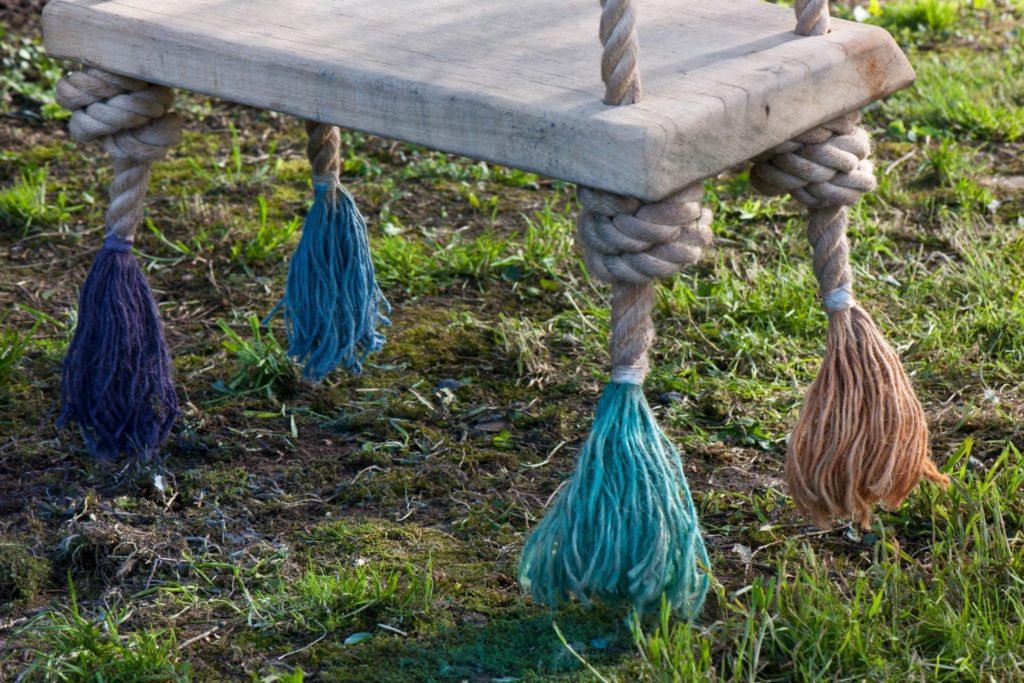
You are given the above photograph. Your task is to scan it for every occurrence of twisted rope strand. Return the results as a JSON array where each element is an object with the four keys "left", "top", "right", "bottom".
[
  {"left": 585, "top": 0, "right": 713, "bottom": 384},
  {"left": 794, "top": 0, "right": 831, "bottom": 36},
  {"left": 751, "top": 112, "right": 869, "bottom": 301},
  {"left": 107, "top": 159, "right": 153, "bottom": 241},
  {"left": 599, "top": 0, "right": 641, "bottom": 105},
  {"left": 305, "top": 121, "right": 342, "bottom": 191},
  {"left": 610, "top": 283, "right": 655, "bottom": 383}
]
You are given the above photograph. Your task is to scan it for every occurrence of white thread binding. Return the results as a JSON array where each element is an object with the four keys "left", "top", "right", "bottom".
[
  {"left": 823, "top": 283, "right": 856, "bottom": 314},
  {"left": 611, "top": 366, "right": 645, "bottom": 386},
  {"left": 312, "top": 171, "right": 341, "bottom": 190}
]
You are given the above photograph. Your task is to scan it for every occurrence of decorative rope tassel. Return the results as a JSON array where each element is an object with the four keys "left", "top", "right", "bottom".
[
  {"left": 268, "top": 122, "right": 390, "bottom": 380},
  {"left": 751, "top": 113, "right": 948, "bottom": 528},
  {"left": 520, "top": 0, "right": 710, "bottom": 616},
  {"left": 55, "top": 69, "right": 183, "bottom": 459},
  {"left": 519, "top": 185, "right": 713, "bottom": 615}
]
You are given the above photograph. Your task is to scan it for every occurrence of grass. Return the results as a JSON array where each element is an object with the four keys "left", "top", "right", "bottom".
[
  {"left": 372, "top": 205, "right": 576, "bottom": 297},
  {"left": 0, "top": 28, "right": 66, "bottom": 122},
  {"left": 0, "top": 538, "right": 50, "bottom": 603},
  {"left": 244, "top": 560, "right": 434, "bottom": 634},
  {"left": 230, "top": 195, "right": 303, "bottom": 265},
  {"left": 881, "top": 48, "right": 1024, "bottom": 142},
  {"left": 869, "top": 0, "right": 962, "bottom": 36},
  {"left": 18, "top": 582, "right": 191, "bottom": 682},
  {"left": 0, "top": 317, "right": 35, "bottom": 390},
  {"left": 185, "top": 121, "right": 282, "bottom": 190},
  {"left": 0, "top": 166, "right": 73, "bottom": 233},
  {"left": 1, "top": 2, "right": 1024, "bottom": 681},
  {"left": 214, "top": 314, "right": 299, "bottom": 401},
  {"left": 636, "top": 441, "right": 1024, "bottom": 681}
]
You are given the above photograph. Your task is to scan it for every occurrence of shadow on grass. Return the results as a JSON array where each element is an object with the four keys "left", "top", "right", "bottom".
[{"left": 267, "top": 604, "right": 636, "bottom": 682}]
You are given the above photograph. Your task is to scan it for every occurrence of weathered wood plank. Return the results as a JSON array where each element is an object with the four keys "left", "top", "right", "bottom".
[{"left": 42, "top": 0, "right": 913, "bottom": 201}]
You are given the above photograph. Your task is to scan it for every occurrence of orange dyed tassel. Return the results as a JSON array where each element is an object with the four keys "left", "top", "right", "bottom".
[{"left": 787, "top": 303, "right": 948, "bottom": 528}]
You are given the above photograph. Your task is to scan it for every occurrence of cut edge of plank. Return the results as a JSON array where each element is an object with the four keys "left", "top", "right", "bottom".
[{"left": 641, "top": 25, "right": 916, "bottom": 199}]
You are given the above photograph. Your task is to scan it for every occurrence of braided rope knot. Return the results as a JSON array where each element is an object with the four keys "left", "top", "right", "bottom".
[
  {"left": 577, "top": 185, "right": 712, "bottom": 287},
  {"left": 56, "top": 68, "right": 181, "bottom": 161},
  {"left": 56, "top": 68, "right": 182, "bottom": 241},
  {"left": 751, "top": 114, "right": 876, "bottom": 209},
  {"left": 751, "top": 114, "right": 872, "bottom": 313}
]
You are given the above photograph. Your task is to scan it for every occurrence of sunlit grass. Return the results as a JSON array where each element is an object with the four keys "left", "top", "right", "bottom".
[
  {"left": 633, "top": 441, "right": 1024, "bottom": 681},
  {"left": 15, "top": 582, "right": 191, "bottom": 682}
]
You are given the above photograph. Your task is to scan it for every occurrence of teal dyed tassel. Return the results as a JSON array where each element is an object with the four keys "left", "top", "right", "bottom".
[
  {"left": 268, "top": 182, "right": 389, "bottom": 380},
  {"left": 519, "top": 382, "right": 709, "bottom": 615}
]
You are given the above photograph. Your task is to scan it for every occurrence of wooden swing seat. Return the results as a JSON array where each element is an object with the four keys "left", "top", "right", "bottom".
[{"left": 42, "top": 0, "right": 912, "bottom": 201}]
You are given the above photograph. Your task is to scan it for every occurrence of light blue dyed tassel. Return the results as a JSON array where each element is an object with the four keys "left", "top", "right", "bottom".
[
  {"left": 519, "top": 382, "right": 709, "bottom": 616},
  {"left": 268, "top": 180, "right": 390, "bottom": 380}
]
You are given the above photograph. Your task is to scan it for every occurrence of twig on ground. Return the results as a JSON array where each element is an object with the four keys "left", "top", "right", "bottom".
[
  {"left": 178, "top": 625, "right": 221, "bottom": 651},
  {"left": 278, "top": 631, "right": 327, "bottom": 660}
]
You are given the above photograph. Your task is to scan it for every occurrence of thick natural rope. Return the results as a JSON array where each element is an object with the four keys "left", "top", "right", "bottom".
[
  {"left": 746, "top": 0, "right": 947, "bottom": 527},
  {"left": 305, "top": 121, "right": 342, "bottom": 196},
  {"left": 585, "top": 0, "right": 712, "bottom": 384},
  {"left": 599, "top": 0, "right": 641, "bottom": 105},
  {"left": 609, "top": 283, "right": 654, "bottom": 384},
  {"left": 751, "top": 112, "right": 874, "bottom": 304},
  {"left": 794, "top": 0, "right": 831, "bottom": 36},
  {"left": 598, "top": 0, "right": 823, "bottom": 103},
  {"left": 750, "top": 2, "right": 870, "bottom": 309},
  {"left": 577, "top": 185, "right": 712, "bottom": 383},
  {"left": 55, "top": 68, "right": 181, "bottom": 242}
]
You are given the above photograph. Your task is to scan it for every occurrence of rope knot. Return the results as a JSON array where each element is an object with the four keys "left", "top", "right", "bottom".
[
  {"left": 56, "top": 68, "right": 181, "bottom": 162},
  {"left": 56, "top": 68, "right": 183, "bottom": 240},
  {"left": 751, "top": 113, "right": 876, "bottom": 209},
  {"left": 577, "top": 185, "right": 712, "bottom": 287}
]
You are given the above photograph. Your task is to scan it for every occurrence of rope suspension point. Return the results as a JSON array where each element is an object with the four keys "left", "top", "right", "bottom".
[
  {"left": 519, "top": 3, "right": 713, "bottom": 615},
  {"left": 54, "top": 68, "right": 183, "bottom": 460},
  {"left": 794, "top": 0, "right": 832, "bottom": 36},
  {"left": 747, "top": 0, "right": 949, "bottom": 528},
  {"left": 599, "top": 0, "right": 642, "bottom": 105}
]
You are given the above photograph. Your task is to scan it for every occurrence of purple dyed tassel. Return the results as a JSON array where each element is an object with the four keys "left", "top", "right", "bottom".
[{"left": 58, "top": 235, "right": 178, "bottom": 459}]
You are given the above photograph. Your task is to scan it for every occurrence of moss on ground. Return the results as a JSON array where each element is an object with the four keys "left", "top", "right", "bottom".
[{"left": 0, "top": 540, "right": 50, "bottom": 604}]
